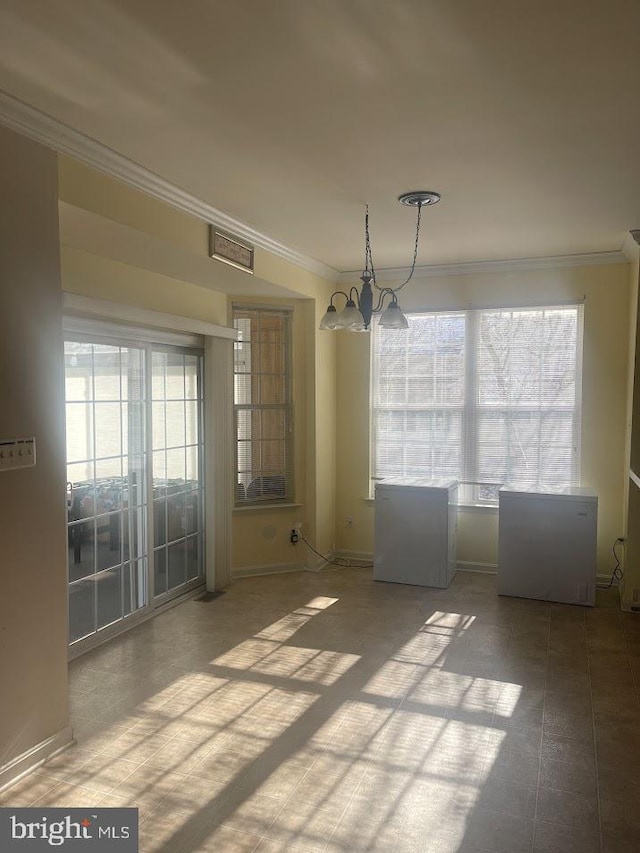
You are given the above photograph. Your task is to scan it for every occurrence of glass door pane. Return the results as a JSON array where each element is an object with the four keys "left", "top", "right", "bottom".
[
  {"left": 65, "top": 341, "right": 148, "bottom": 645},
  {"left": 152, "top": 349, "right": 205, "bottom": 600}
]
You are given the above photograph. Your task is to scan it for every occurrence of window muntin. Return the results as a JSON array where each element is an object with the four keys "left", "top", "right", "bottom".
[
  {"left": 151, "top": 350, "right": 205, "bottom": 598},
  {"left": 233, "top": 307, "right": 293, "bottom": 505},
  {"left": 65, "top": 341, "right": 148, "bottom": 643},
  {"left": 372, "top": 305, "right": 582, "bottom": 502},
  {"left": 65, "top": 339, "right": 205, "bottom": 647}
]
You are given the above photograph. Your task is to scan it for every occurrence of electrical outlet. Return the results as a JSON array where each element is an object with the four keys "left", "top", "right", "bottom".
[
  {"left": 290, "top": 528, "right": 299, "bottom": 545},
  {"left": 345, "top": 516, "right": 354, "bottom": 529}
]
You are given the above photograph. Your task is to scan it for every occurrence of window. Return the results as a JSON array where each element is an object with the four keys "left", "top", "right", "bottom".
[
  {"left": 233, "top": 306, "right": 293, "bottom": 505},
  {"left": 372, "top": 305, "right": 583, "bottom": 501}
]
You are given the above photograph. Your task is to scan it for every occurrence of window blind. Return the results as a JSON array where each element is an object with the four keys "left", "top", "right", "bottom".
[
  {"left": 372, "top": 305, "right": 583, "bottom": 498},
  {"left": 233, "top": 306, "right": 294, "bottom": 505}
]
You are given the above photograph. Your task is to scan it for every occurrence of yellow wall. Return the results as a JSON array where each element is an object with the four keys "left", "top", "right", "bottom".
[
  {"left": 0, "top": 126, "right": 70, "bottom": 771},
  {"left": 59, "top": 156, "right": 208, "bottom": 256},
  {"left": 57, "top": 156, "right": 337, "bottom": 576},
  {"left": 313, "top": 297, "right": 338, "bottom": 557},
  {"left": 335, "top": 263, "right": 631, "bottom": 575},
  {"left": 621, "top": 240, "right": 640, "bottom": 608},
  {"left": 62, "top": 246, "right": 228, "bottom": 324}
]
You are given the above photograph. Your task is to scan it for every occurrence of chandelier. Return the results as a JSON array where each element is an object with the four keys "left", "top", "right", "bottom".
[{"left": 319, "top": 191, "right": 441, "bottom": 332}]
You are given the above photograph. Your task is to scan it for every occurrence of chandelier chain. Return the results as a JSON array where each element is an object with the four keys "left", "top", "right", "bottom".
[
  {"left": 364, "top": 205, "right": 370, "bottom": 272},
  {"left": 364, "top": 205, "right": 379, "bottom": 289},
  {"left": 393, "top": 202, "right": 423, "bottom": 293},
  {"left": 365, "top": 201, "right": 424, "bottom": 293}
]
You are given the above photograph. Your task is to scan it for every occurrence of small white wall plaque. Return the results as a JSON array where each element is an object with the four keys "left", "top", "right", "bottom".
[{"left": 209, "top": 227, "right": 254, "bottom": 274}]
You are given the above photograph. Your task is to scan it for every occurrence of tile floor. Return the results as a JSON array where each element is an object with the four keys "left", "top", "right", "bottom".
[{"left": 2, "top": 569, "right": 640, "bottom": 852}]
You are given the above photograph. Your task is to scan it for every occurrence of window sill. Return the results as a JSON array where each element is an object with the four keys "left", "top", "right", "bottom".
[{"left": 233, "top": 503, "right": 303, "bottom": 514}]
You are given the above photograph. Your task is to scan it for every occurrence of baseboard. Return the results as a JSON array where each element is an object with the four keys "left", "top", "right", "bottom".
[
  {"left": 596, "top": 572, "right": 618, "bottom": 585},
  {"left": 334, "top": 550, "right": 374, "bottom": 563},
  {"left": 0, "top": 726, "right": 74, "bottom": 795},
  {"left": 231, "top": 556, "right": 348, "bottom": 577},
  {"left": 232, "top": 561, "right": 305, "bottom": 579},
  {"left": 456, "top": 561, "right": 498, "bottom": 574},
  {"left": 304, "top": 552, "right": 336, "bottom": 572}
]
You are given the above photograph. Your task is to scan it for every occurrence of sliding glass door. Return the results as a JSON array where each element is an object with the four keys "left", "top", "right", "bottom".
[
  {"left": 152, "top": 350, "right": 205, "bottom": 601},
  {"left": 65, "top": 338, "right": 205, "bottom": 649}
]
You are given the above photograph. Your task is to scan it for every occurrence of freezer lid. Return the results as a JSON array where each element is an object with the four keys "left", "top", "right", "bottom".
[
  {"left": 376, "top": 477, "right": 459, "bottom": 492},
  {"left": 499, "top": 484, "right": 598, "bottom": 502}
]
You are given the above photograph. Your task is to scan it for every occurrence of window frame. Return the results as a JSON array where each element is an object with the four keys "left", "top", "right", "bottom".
[
  {"left": 370, "top": 303, "right": 583, "bottom": 504},
  {"left": 232, "top": 305, "right": 294, "bottom": 507}
]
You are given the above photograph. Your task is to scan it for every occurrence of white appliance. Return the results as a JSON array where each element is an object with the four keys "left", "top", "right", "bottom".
[
  {"left": 374, "top": 478, "right": 458, "bottom": 588},
  {"left": 498, "top": 485, "right": 598, "bottom": 606}
]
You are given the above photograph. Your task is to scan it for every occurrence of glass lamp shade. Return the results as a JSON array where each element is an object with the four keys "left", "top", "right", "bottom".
[
  {"left": 319, "top": 305, "right": 340, "bottom": 330},
  {"left": 336, "top": 299, "right": 365, "bottom": 331},
  {"left": 378, "top": 301, "right": 409, "bottom": 329}
]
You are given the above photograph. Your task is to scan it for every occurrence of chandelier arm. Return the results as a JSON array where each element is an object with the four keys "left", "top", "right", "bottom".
[
  {"left": 329, "top": 290, "right": 351, "bottom": 306},
  {"left": 372, "top": 288, "right": 395, "bottom": 314},
  {"left": 390, "top": 202, "right": 423, "bottom": 293}
]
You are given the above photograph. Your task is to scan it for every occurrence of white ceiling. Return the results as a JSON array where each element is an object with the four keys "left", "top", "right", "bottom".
[{"left": 1, "top": 0, "right": 639, "bottom": 272}]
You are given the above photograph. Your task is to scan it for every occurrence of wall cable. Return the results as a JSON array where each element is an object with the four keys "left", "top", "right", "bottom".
[
  {"left": 298, "top": 532, "right": 373, "bottom": 569},
  {"left": 596, "top": 538, "right": 625, "bottom": 589}
]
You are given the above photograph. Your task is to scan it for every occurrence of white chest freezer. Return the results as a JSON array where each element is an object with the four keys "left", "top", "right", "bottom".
[
  {"left": 497, "top": 485, "right": 598, "bottom": 606},
  {"left": 374, "top": 478, "right": 458, "bottom": 588}
]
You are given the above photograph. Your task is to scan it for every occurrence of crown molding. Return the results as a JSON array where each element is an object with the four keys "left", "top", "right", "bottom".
[
  {"left": 338, "top": 250, "right": 628, "bottom": 284},
  {"left": 0, "top": 90, "right": 632, "bottom": 287},
  {"left": 622, "top": 230, "right": 640, "bottom": 262},
  {"left": 0, "top": 89, "right": 338, "bottom": 282}
]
